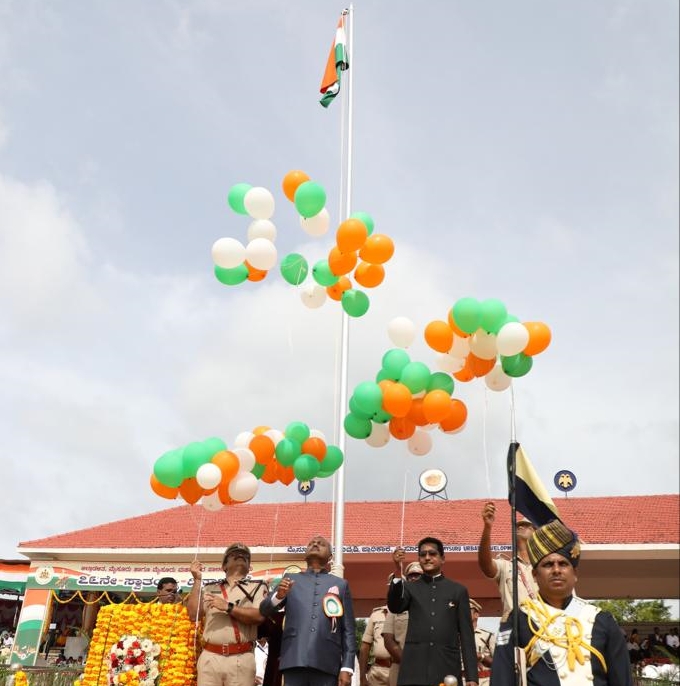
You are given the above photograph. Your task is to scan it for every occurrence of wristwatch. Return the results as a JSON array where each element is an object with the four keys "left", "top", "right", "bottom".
[{"left": 226, "top": 602, "right": 235, "bottom": 614}]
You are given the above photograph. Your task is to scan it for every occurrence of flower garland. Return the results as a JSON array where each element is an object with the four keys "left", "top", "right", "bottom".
[
  {"left": 108, "top": 635, "right": 160, "bottom": 686},
  {"left": 14, "top": 671, "right": 28, "bottom": 686},
  {"left": 80, "top": 603, "right": 197, "bottom": 686}
]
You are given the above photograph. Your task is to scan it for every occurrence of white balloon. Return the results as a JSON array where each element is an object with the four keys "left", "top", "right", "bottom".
[
  {"left": 234, "top": 432, "right": 254, "bottom": 448},
  {"left": 212, "top": 237, "right": 245, "bottom": 269},
  {"left": 196, "top": 463, "right": 222, "bottom": 490},
  {"left": 233, "top": 448, "right": 256, "bottom": 472},
  {"left": 300, "top": 207, "right": 330, "bottom": 236},
  {"left": 365, "top": 422, "right": 390, "bottom": 448},
  {"left": 201, "top": 491, "right": 223, "bottom": 512},
  {"left": 450, "top": 334, "right": 470, "bottom": 358},
  {"left": 300, "top": 283, "right": 327, "bottom": 309},
  {"left": 246, "top": 238, "right": 277, "bottom": 271},
  {"left": 309, "top": 429, "right": 326, "bottom": 442},
  {"left": 229, "top": 471, "right": 259, "bottom": 502},
  {"left": 247, "top": 219, "right": 277, "bottom": 242},
  {"left": 408, "top": 430, "right": 433, "bottom": 456},
  {"left": 436, "top": 353, "right": 465, "bottom": 373},
  {"left": 469, "top": 330, "right": 498, "bottom": 360},
  {"left": 485, "top": 364, "right": 513, "bottom": 392},
  {"left": 243, "top": 186, "right": 275, "bottom": 220},
  {"left": 264, "top": 429, "right": 285, "bottom": 445},
  {"left": 497, "top": 322, "right": 530, "bottom": 357},
  {"left": 387, "top": 316, "right": 416, "bottom": 348}
]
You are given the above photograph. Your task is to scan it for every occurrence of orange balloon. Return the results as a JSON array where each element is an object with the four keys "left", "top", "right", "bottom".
[
  {"left": 358, "top": 233, "right": 394, "bottom": 264},
  {"left": 179, "top": 477, "right": 204, "bottom": 505},
  {"left": 217, "top": 479, "right": 236, "bottom": 505},
  {"left": 278, "top": 466, "right": 295, "bottom": 486},
  {"left": 327, "top": 276, "right": 352, "bottom": 301},
  {"left": 523, "top": 321, "right": 552, "bottom": 356},
  {"left": 150, "top": 474, "right": 179, "bottom": 500},
  {"left": 336, "top": 218, "right": 368, "bottom": 253},
  {"left": 422, "top": 389, "right": 452, "bottom": 423},
  {"left": 282, "top": 170, "right": 310, "bottom": 202},
  {"left": 382, "top": 382, "right": 413, "bottom": 418},
  {"left": 328, "top": 247, "right": 358, "bottom": 276},
  {"left": 260, "top": 461, "right": 280, "bottom": 484},
  {"left": 468, "top": 352, "right": 495, "bottom": 377},
  {"left": 246, "top": 261, "right": 267, "bottom": 282},
  {"left": 424, "top": 320, "right": 454, "bottom": 353},
  {"left": 250, "top": 434, "right": 276, "bottom": 465},
  {"left": 252, "top": 425, "right": 271, "bottom": 436},
  {"left": 211, "top": 450, "right": 240, "bottom": 481},
  {"left": 447, "top": 309, "right": 470, "bottom": 338},
  {"left": 453, "top": 366, "right": 475, "bottom": 382},
  {"left": 354, "top": 262, "right": 385, "bottom": 288},
  {"left": 389, "top": 416, "right": 416, "bottom": 440},
  {"left": 302, "top": 437, "right": 327, "bottom": 461},
  {"left": 406, "top": 397, "right": 428, "bottom": 426},
  {"left": 439, "top": 399, "right": 468, "bottom": 432}
]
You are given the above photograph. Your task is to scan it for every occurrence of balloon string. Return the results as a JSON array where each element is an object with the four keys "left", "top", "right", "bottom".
[
  {"left": 268, "top": 502, "right": 280, "bottom": 577},
  {"left": 483, "top": 387, "right": 492, "bottom": 496},
  {"left": 510, "top": 383, "right": 517, "bottom": 443},
  {"left": 399, "top": 470, "right": 409, "bottom": 548}
]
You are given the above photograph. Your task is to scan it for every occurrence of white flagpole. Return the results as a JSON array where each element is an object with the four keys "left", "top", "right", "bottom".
[{"left": 332, "top": 4, "right": 354, "bottom": 576}]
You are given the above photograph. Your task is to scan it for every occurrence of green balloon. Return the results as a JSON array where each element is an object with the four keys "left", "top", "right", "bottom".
[
  {"left": 251, "top": 463, "right": 265, "bottom": 479},
  {"left": 203, "top": 437, "right": 227, "bottom": 456},
  {"left": 375, "top": 368, "right": 397, "bottom": 382},
  {"left": 215, "top": 264, "right": 248, "bottom": 286},
  {"left": 452, "top": 297, "right": 482, "bottom": 334},
  {"left": 227, "top": 183, "right": 252, "bottom": 215},
  {"left": 294, "top": 181, "right": 327, "bottom": 218},
  {"left": 182, "top": 441, "right": 213, "bottom": 478},
  {"left": 480, "top": 298, "right": 508, "bottom": 334},
  {"left": 382, "top": 348, "right": 411, "bottom": 379},
  {"left": 312, "top": 259, "right": 339, "bottom": 287},
  {"left": 501, "top": 313, "right": 520, "bottom": 327},
  {"left": 320, "top": 445, "right": 344, "bottom": 473},
  {"left": 280, "top": 253, "right": 309, "bottom": 285},
  {"left": 293, "top": 454, "right": 320, "bottom": 481},
  {"left": 153, "top": 448, "right": 185, "bottom": 488},
  {"left": 427, "top": 372, "right": 455, "bottom": 395},
  {"left": 501, "top": 353, "right": 534, "bottom": 378},
  {"left": 350, "top": 211, "right": 375, "bottom": 236},
  {"left": 285, "top": 421, "right": 310, "bottom": 444},
  {"left": 372, "top": 408, "right": 392, "bottom": 424},
  {"left": 275, "top": 438, "right": 301, "bottom": 467},
  {"left": 349, "top": 396, "right": 374, "bottom": 420},
  {"left": 352, "top": 381, "right": 383, "bottom": 415},
  {"left": 344, "top": 413, "right": 373, "bottom": 439},
  {"left": 341, "top": 289, "right": 370, "bottom": 317},
  {"left": 399, "top": 361, "right": 431, "bottom": 393}
]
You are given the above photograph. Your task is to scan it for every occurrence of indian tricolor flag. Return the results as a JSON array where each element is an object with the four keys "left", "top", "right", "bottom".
[{"left": 319, "top": 14, "right": 349, "bottom": 108}]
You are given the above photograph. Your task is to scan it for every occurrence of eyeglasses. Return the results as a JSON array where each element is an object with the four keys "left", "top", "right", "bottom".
[
  {"left": 406, "top": 573, "right": 421, "bottom": 580},
  {"left": 418, "top": 549, "right": 440, "bottom": 558}
]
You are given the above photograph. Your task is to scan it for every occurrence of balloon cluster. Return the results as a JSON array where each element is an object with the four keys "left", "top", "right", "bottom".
[
  {"left": 210, "top": 171, "right": 395, "bottom": 318},
  {"left": 423, "top": 297, "right": 552, "bottom": 391},
  {"left": 150, "top": 424, "right": 343, "bottom": 511},
  {"left": 343, "top": 349, "right": 467, "bottom": 457}
]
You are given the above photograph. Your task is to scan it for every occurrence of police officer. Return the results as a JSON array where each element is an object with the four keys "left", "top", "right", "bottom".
[
  {"left": 469, "top": 599, "right": 495, "bottom": 686},
  {"left": 359, "top": 605, "right": 391, "bottom": 686},
  {"left": 187, "top": 542, "right": 268, "bottom": 686}
]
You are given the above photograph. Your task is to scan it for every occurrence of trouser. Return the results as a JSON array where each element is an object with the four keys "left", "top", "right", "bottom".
[
  {"left": 197, "top": 649, "right": 256, "bottom": 686},
  {"left": 367, "top": 664, "right": 390, "bottom": 686},
  {"left": 282, "top": 667, "right": 338, "bottom": 686}
]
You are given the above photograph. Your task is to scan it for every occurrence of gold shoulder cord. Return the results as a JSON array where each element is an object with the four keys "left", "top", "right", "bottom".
[{"left": 522, "top": 598, "right": 607, "bottom": 673}]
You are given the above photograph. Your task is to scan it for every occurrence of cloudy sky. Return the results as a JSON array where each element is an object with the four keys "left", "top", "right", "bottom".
[{"left": 0, "top": 0, "right": 677, "bottom": 560}]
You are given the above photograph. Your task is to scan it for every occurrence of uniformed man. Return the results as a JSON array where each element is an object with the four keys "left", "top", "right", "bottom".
[
  {"left": 491, "top": 520, "right": 633, "bottom": 686},
  {"left": 469, "top": 598, "right": 494, "bottom": 686},
  {"left": 156, "top": 576, "right": 182, "bottom": 604},
  {"left": 382, "top": 562, "right": 423, "bottom": 686},
  {"left": 187, "top": 542, "right": 268, "bottom": 686},
  {"left": 359, "top": 605, "right": 391, "bottom": 686}
]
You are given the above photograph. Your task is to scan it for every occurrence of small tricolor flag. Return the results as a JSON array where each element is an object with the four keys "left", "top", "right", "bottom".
[
  {"left": 509, "top": 443, "right": 561, "bottom": 527},
  {"left": 319, "top": 14, "right": 349, "bottom": 108}
]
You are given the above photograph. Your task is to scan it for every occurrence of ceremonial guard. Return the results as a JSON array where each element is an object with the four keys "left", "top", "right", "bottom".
[
  {"left": 359, "top": 605, "right": 392, "bottom": 686},
  {"left": 469, "top": 599, "right": 495, "bottom": 686},
  {"left": 491, "top": 520, "right": 633, "bottom": 686}
]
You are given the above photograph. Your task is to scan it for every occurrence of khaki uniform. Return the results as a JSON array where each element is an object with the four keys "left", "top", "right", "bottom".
[
  {"left": 494, "top": 556, "right": 538, "bottom": 621},
  {"left": 381, "top": 610, "right": 409, "bottom": 686},
  {"left": 474, "top": 627, "right": 495, "bottom": 686},
  {"left": 197, "top": 578, "right": 268, "bottom": 686},
  {"left": 362, "top": 606, "right": 392, "bottom": 686}
]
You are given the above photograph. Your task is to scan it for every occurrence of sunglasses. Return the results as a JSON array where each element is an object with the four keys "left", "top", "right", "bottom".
[{"left": 418, "top": 549, "right": 440, "bottom": 558}]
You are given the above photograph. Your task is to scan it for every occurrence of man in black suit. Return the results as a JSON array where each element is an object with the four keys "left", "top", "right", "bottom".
[
  {"left": 387, "top": 536, "right": 478, "bottom": 686},
  {"left": 259, "top": 535, "right": 356, "bottom": 686}
]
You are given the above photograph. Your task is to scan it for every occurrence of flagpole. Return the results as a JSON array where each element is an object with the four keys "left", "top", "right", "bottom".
[{"left": 332, "top": 4, "right": 353, "bottom": 576}]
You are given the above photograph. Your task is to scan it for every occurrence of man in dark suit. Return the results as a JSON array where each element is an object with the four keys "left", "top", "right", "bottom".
[
  {"left": 387, "top": 536, "right": 478, "bottom": 686},
  {"left": 259, "top": 535, "right": 356, "bottom": 686}
]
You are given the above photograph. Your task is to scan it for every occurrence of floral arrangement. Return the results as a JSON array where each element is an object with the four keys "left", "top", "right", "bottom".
[
  {"left": 14, "top": 671, "right": 28, "bottom": 686},
  {"left": 108, "top": 635, "right": 160, "bottom": 686},
  {"left": 80, "top": 603, "right": 197, "bottom": 686}
]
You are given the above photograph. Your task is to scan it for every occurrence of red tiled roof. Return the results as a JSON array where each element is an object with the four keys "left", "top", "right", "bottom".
[{"left": 18, "top": 495, "right": 679, "bottom": 551}]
